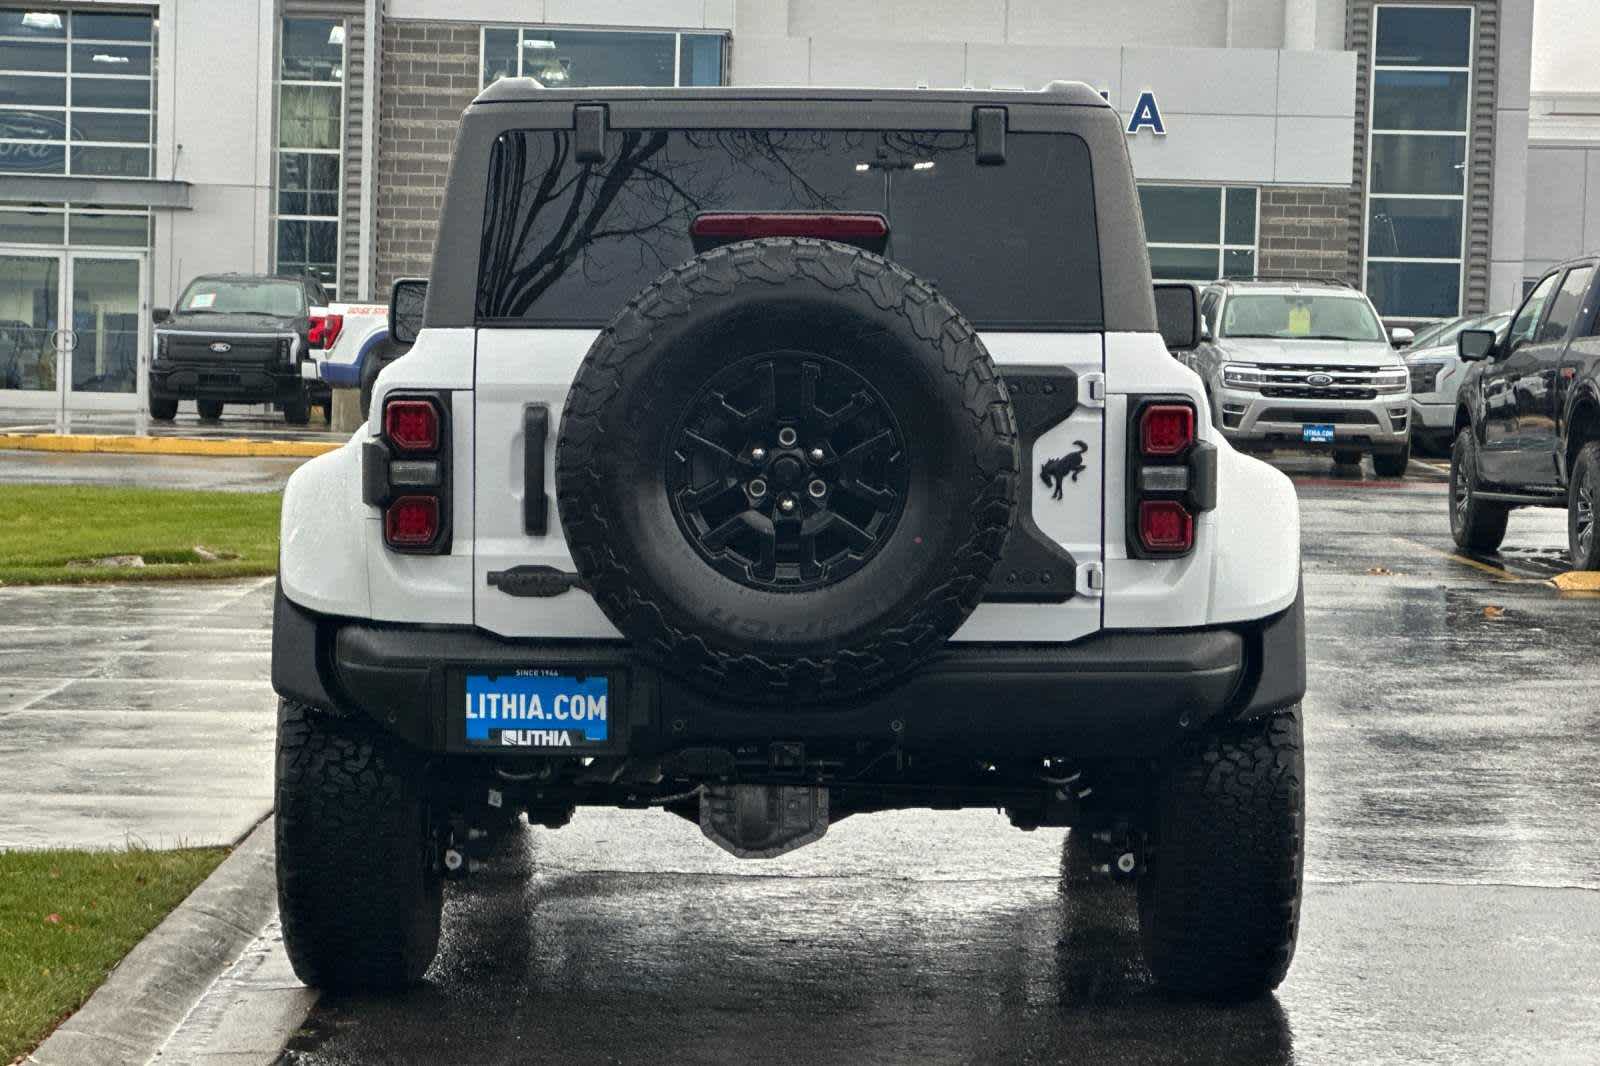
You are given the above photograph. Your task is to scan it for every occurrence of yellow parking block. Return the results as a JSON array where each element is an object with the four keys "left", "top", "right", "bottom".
[
  {"left": 1551, "top": 570, "right": 1600, "bottom": 592},
  {"left": 0, "top": 432, "right": 341, "bottom": 459}
]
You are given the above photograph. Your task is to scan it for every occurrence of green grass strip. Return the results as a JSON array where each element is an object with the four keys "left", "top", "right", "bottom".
[{"left": 0, "top": 846, "right": 229, "bottom": 1061}]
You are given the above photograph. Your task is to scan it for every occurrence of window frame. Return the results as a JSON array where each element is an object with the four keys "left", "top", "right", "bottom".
[
  {"left": 0, "top": 201, "right": 150, "bottom": 248},
  {"left": 1139, "top": 182, "right": 1260, "bottom": 284},
  {"left": 272, "top": 16, "right": 346, "bottom": 294},
  {"left": 1363, "top": 3, "right": 1475, "bottom": 322},
  {"left": 477, "top": 25, "right": 728, "bottom": 90},
  {"left": 0, "top": 7, "right": 155, "bottom": 179}
]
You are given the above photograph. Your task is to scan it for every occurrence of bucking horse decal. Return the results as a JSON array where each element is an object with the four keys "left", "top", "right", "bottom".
[{"left": 1040, "top": 441, "right": 1090, "bottom": 500}]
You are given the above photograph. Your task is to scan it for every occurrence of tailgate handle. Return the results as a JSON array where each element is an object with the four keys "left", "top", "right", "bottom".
[{"left": 524, "top": 404, "right": 549, "bottom": 535}]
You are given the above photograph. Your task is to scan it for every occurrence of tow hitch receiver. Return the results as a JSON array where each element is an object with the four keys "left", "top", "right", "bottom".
[{"left": 699, "top": 785, "right": 829, "bottom": 858}]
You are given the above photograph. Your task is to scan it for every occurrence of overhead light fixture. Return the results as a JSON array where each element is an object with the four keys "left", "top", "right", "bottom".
[
  {"left": 22, "top": 12, "right": 62, "bottom": 30},
  {"left": 912, "top": 160, "right": 934, "bottom": 170},
  {"left": 327, "top": 24, "right": 344, "bottom": 46},
  {"left": 853, "top": 162, "right": 870, "bottom": 172},
  {"left": 92, "top": 53, "right": 129, "bottom": 64},
  {"left": 523, "top": 39, "right": 556, "bottom": 49}
]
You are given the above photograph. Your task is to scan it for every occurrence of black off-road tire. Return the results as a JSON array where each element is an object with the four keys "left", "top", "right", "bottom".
[
  {"left": 1137, "top": 709, "right": 1304, "bottom": 1001},
  {"left": 1331, "top": 449, "right": 1362, "bottom": 468},
  {"left": 275, "top": 699, "right": 442, "bottom": 992},
  {"left": 556, "top": 237, "right": 1019, "bottom": 704},
  {"left": 1450, "top": 428, "right": 1509, "bottom": 553},
  {"left": 1372, "top": 441, "right": 1410, "bottom": 479},
  {"left": 282, "top": 392, "right": 311, "bottom": 425},
  {"left": 197, "top": 399, "right": 224, "bottom": 421},
  {"left": 148, "top": 397, "right": 177, "bottom": 421},
  {"left": 1568, "top": 441, "right": 1600, "bottom": 570}
]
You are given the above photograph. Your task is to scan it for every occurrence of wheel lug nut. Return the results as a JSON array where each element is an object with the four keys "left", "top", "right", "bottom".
[
  {"left": 750, "top": 447, "right": 767, "bottom": 463},
  {"left": 809, "top": 448, "right": 825, "bottom": 463},
  {"left": 748, "top": 478, "right": 767, "bottom": 498},
  {"left": 808, "top": 479, "right": 827, "bottom": 498},
  {"left": 777, "top": 427, "right": 798, "bottom": 447},
  {"left": 779, "top": 496, "right": 796, "bottom": 513}
]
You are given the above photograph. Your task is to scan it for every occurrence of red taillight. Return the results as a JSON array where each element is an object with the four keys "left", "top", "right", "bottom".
[
  {"left": 1139, "top": 404, "right": 1196, "bottom": 457},
  {"left": 308, "top": 312, "right": 343, "bottom": 349},
  {"left": 689, "top": 212, "right": 889, "bottom": 242},
  {"left": 385, "top": 495, "right": 439, "bottom": 547},
  {"left": 1138, "top": 500, "right": 1194, "bottom": 553},
  {"left": 384, "top": 399, "right": 439, "bottom": 453}
]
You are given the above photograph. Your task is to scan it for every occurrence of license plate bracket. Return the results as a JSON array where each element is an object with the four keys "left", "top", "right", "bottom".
[
  {"left": 450, "top": 668, "right": 619, "bottom": 753},
  {"left": 1302, "top": 423, "right": 1335, "bottom": 444}
]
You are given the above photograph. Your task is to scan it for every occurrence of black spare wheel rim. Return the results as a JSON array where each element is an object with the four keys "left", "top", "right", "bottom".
[
  {"left": 666, "top": 351, "right": 909, "bottom": 593},
  {"left": 555, "top": 238, "right": 1020, "bottom": 704}
]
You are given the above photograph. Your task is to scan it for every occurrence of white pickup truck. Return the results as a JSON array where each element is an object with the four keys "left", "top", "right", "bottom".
[{"left": 304, "top": 300, "right": 403, "bottom": 415}]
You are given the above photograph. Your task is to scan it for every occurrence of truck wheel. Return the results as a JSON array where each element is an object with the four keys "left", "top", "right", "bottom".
[
  {"left": 1567, "top": 441, "right": 1600, "bottom": 570},
  {"left": 275, "top": 699, "right": 442, "bottom": 992},
  {"left": 197, "top": 399, "right": 223, "bottom": 421},
  {"left": 1372, "top": 441, "right": 1410, "bottom": 479},
  {"left": 1449, "top": 429, "right": 1508, "bottom": 552},
  {"left": 1137, "top": 709, "right": 1304, "bottom": 1001},
  {"left": 1331, "top": 449, "right": 1362, "bottom": 468},
  {"left": 282, "top": 394, "right": 311, "bottom": 425},
  {"left": 556, "top": 237, "right": 1018, "bottom": 704},
  {"left": 148, "top": 397, "right": 177, "bottom": 421}
]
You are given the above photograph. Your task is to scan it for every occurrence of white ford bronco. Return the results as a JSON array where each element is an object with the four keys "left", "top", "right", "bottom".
[{"left": 272, "top": 82, "right": 1306, "bottom": 1000}]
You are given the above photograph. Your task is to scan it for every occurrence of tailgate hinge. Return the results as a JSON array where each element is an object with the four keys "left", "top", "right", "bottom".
[
  {"left": 1077, "top": 561, "right": 1104, "bottom": 597},
  {"left": 1079, "top": 372, "right": 1106, "bottom": 408}
]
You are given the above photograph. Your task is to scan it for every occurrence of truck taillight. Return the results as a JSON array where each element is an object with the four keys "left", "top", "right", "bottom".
[
  {"left": 1127, "top": 397, "right": 1215, "bottom": 558},
  {"left": 1139, "top": 404, "right": 1195, "bottom": 457},
  {"left": 365, "top": 393, "right": 451, "bottom": 553},
  {"left": 384, "top": 495, "right": 440, "bottom": 547},
  {"left": 308, "top": 312, "right": 343, "bottom": 349},
  {"left": 384, "top": 399, "right": 440, "bottom": 453}
]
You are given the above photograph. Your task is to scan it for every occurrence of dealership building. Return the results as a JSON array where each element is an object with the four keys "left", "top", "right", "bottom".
[{"left": 0, "top": 0, "right": 1550, "bottom": 416}]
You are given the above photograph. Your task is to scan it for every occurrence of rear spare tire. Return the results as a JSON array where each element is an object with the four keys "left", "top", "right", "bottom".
[{"left": 556, "top": 238, "right": 1019, "bottom": 703}]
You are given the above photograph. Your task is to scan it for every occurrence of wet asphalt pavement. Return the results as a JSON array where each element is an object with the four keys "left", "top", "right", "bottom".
[{"left": 276, "top": 455, "right": 1600, "bottom": 1066}]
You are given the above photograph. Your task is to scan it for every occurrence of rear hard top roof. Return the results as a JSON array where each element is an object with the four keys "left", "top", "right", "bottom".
[{"left": 471, "top": 80, "right": 1112, "bottom": 110}]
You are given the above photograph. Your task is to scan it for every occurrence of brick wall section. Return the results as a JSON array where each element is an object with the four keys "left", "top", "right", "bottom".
[
  {"left": 1256, "top": 186, "right": 1356, "bottom": 282},
  {"left": 374, "top": 21, "right": 480, "bottom": 297}
]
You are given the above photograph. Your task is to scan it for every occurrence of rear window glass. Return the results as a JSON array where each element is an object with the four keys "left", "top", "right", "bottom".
[{"left": 477, "top": 128, "right": 1101, "bottom": 331}]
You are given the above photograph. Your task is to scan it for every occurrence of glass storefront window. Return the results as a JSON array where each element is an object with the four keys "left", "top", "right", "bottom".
[
  {"left": 481, "top": 26, "right": 726, "bottom": 89},
  {"left": 273, "top": 17, "right": 344, "bottom": 291},
  {"left": 1140, "top": 183, "right": 1258, "bottom": 282},
  {"left": 0, "top": 7, "right": 155, "bottom": 178},
  {"left": 1366, "top": 5, "right": 1472, "bottom": 319}
]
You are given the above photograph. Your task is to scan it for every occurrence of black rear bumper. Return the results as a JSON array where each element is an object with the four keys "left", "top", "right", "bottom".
[{"left": 273, "top": 586, "right": 1304, "bottom": 761}]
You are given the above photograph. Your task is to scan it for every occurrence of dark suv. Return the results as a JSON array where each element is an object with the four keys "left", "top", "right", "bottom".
[
  {"left": 150, "top": 273, "right": 331, "bottom": 424},
  {"left": 1449, "top": 255, "right": 1600, "bottom": 567}
]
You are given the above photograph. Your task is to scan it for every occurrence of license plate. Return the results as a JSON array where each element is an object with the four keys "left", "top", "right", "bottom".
[
  {"left": 1302, "top": 423, "right": 1335, "bottom": 444},
  {"left": 463, "top": 671, "right": 609, "bottom": 749}
]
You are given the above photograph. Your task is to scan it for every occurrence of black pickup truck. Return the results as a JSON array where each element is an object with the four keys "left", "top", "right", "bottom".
[
  {"left": 1449, "top": 254, "right": 1600, "bottom": 567},
  {"left": 150, "top": 273, "right": 331, "bottom": 424}
]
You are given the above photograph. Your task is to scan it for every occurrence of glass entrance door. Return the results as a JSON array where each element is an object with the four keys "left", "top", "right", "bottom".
[
  {"left": 66, "top": 254, "right": 144, "bottom": 407},
  {"left": 0, "top": 251, "right": 64, "bottom": 408},
  {"left": 0, "top": 248, "right": 146, "bottom": 417}
]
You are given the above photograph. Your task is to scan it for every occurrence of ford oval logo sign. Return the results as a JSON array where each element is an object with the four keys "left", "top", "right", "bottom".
[
  {"left": 1306, "top": 373, "right": 1333, "bottom": 387},
  {"left": 209, "top": 342, "right": 231, "bottom": 353}
]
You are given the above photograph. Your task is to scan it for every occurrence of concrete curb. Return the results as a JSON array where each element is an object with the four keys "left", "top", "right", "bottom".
[
  {"left": 0, "top": 433, "right": 340, "bottom": 459},
  {"left": 27, "top": 818, "right": 282, "bottom": 1066}
]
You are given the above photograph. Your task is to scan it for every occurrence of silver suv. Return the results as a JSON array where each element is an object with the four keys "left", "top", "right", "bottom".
[{"left": 1185, "top": 278, "right": 1412, "bottom": 476}]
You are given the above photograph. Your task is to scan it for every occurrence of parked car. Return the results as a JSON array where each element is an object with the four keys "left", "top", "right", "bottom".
[
  {"left": 149, "top": 273, "right": 333, "bottom": 424},
  {"left": 1185, "top": 277, "right": 1413, "bottom": 476},
  {"left": 271, "top": 83, "right": 1307, "bottom": 1000},
  {"left": 1450, "top": 255, "right": 1600, "bottom": 568},
  {"left": 1404, "top": 310, "right": 1512, "bottom": 454}
]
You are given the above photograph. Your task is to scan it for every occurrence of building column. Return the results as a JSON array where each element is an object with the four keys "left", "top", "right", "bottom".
[
  {"left": 1492, "top": 0, "right": 1535, "bottom": 308},
  {"left": 1283, "top": 0, "right": 1317, "bottom": 49}
]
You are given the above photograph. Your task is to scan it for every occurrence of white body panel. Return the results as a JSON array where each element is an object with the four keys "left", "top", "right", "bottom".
[
  {"left": 279, "top": 327, "right": 1300, "bottom": 637},
  {"left": 950, "top": 332, "right": 1103, "bottom": 642}
]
